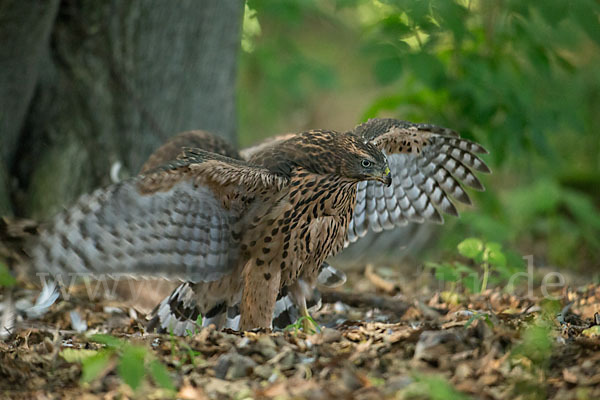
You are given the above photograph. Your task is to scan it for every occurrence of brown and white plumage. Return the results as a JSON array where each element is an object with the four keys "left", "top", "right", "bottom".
[
  {"left": 28, "top": 119, "right": 490, "bottom": 333},
  {"left": 139, "top": 130, "right": 345, "bottom": 332},
  {"left": 29, "top": 148, "right": 285, "bottom": 283},
  {"left": 29, "top": 129, "right": 390, "bottom": 331},
  {"left": 348, "top": 118, "right": 490, "bottom": 242}
]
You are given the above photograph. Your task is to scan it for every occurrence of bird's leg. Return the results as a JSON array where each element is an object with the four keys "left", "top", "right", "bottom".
[
  {"left": 290, "top": 280, "right": 320, "bottom": 333},
  {"left": 298, "top": 295, "right": 320, "bottom": 334},
  {"left": 239, "top": 262, "right": 281, "bottom": 330}
]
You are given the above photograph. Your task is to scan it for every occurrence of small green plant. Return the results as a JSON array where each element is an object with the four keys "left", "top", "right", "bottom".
[
  {"left": 284, "top": 315, "right": 321, "bottom": 334},
  {"left": 427, "top": 238, "right": 512, "bottom": 294},
  {"left": 401, "top": 373, "right": 472, "bottom": 400},
  {"left": 509, "top": 319, "right": 554, "bottom": 399},
  {"left": 184, "top": 314, "right": 203, "bottom": 337},
  {"left": 464, "top": 312, "right": 494, "bottom": 329},
  {"left": 60, "top": 334, "right": 175, "bottom": 393},
  {"left": 168, "top": 326, "right": 203, "bottom": 368}
]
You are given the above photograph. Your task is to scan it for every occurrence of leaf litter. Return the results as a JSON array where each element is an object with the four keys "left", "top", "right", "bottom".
[{"left": 0, "top": 264, "right": 599, "bottom": 399}]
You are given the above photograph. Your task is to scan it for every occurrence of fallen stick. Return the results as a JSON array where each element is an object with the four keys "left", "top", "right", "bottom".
[
  {"left": 364, "top": 264, "right": 397, "bottom": 294},
  {"left": 320, "top": 290, "right": 410, "bottom": 316}
]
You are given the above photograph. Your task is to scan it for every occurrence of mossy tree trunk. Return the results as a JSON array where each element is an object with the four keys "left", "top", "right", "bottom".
[{"left": 0, "top": 0, "right": 243, "bottom": 220}]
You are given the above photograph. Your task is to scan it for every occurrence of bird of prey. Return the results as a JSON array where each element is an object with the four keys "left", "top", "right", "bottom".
[
  {"left": 28, "top": 118, "right": 490, "bottom": 332},
  {"left": 139, "top": 129, "right": 346, "bottom": 332}
]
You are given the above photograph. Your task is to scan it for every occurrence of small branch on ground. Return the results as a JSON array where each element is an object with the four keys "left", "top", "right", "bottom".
[
  {"left": 321, "top": 290, "right": 410, "bottom": 316},
  {"left": 364, "top": 264, "right": 397, "bottom": 294}
]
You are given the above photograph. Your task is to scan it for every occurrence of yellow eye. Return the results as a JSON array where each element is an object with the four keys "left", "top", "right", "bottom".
[{"left": 361, "top": 159, "right": 372, "bottom": 168}]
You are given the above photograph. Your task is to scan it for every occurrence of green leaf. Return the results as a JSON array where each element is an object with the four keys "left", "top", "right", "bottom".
[
  {"left": 148, "top": 360, "right": 175, "bottom": 391},
  {"left": 433, "top": 263, "right": 459, "bottom": 282},
  {"left": 513, "top": 323, "right": 553, "bottom": 367},
  {"left": 453, "top": 262, "right": 476, "bottom": 274},
  {"left": 462, "top": 273, "right": 480, "bottom": 294},
  {"left": 406, "top": 373, "right": 471, "bottom": 400},
  {"left": 484, "top": 242, "right": 507, "bottom": 268},
  {"left": 465, "top": 312, "right": 494, "bottom": 329},
  {"left": 0, "top": 262, "right": 16, "bottom": 288},
  {"left": 60, "top": 348, "right": 99, "bottom": 363},
  {"left": 81, "top": 350, "right": 113, "bottom": 383},
  {"left": 406, "top": 53, "right": 447, "bottom": 89},
  {"left": 89, "top": 334, "right": 123, "bottom": 349},
  {"left": 118, "top": 346, "right": 147, "bottom": 391},
  {"left": 380, "top": 15, "right": 413, "bottom": 38},
  {"left": 457, "top": 238, "right": 484, "bottom": 260}
]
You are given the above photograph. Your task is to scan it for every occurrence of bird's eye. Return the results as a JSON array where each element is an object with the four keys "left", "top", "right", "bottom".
[{"left": 361, "top": 159, "right": 372, "bottom": 168}]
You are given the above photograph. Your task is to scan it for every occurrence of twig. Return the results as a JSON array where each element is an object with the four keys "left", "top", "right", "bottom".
[
  {"left": 321, "top": 290, "right": 410, "bottom": 316},
  {"left": 364, "top": 264, "right": 397, "bottom": 294}
]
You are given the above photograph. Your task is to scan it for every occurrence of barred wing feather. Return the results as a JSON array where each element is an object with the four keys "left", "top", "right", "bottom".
[{"left": 348, "top": 119, "right": 491, "bottom": 243}]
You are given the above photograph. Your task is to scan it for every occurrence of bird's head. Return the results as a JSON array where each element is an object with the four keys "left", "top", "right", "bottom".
[
  {"left": 336, "top": 132, "right": 391, "bottom": 186},
  {"left": 264, "top": 130, "right": 391, "bottom": 186}
]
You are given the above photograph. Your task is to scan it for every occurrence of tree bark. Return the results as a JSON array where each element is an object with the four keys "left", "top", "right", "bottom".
[
  {"left": 2, "top": 0, "right": 243, "bottom": 219},
  {"left": 0, "top": 0, "right": 61, "bottom": 215}
]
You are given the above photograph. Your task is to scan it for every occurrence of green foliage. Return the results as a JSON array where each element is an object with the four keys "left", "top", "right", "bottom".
[
  {"left": 0, "top": 262, "right": 16, "bottom": 287},
  {"left": 464, "top": 311, "right": 494, "bottom": 329},
  {"left": 60, "top": 334, "right": 175, "bottom": 393},
  {"left": 184, "top": 314, "right": 203, "bottom": 337},
  {"left": 148, "top": 360, "right": 176, "bottom": 392},
  {"left": 359, "top": 0, "right": 600, "bottom": 269},
  {"left": 363, "top": 1, "right": 600, "bottom": 156},
  {"left": 510, "top": 321, "right": 554, "bottom": 398},
  {"left": 402, "top": 373, "right": 472, "bottom": 400},
  {"left": 427, "top": 238, "right": 516, "bottom": 294},
  {"left": 169, "top": 327, "right": 203, "bottom": 368},
  {"left": 457, "top": 238, "right": 485, "bottom": 261},
  {"left": 508, "top": 302, "right": 558, "bottom": 398},
  {"left": 118, "top": 345, "right": 147, "bottom": 390},
  {"left": 284, "top": 315, "right": 321, "bottom": 334},
  {"left": 80, "top": 350, "right": 112, "bottom": 384},
  {"left": 238, "top": 0, "right": 600, "bottom": 271},
  {"left": 453, "top": 179, "right": 600, "bottom": 269}
]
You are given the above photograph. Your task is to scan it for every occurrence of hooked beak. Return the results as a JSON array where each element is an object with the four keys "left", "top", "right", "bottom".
[{"left": 377, "top": 165, "right": 392, "bottom": 187}]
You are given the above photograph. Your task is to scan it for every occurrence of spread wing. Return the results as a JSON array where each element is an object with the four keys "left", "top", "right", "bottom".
[
  {"left": 348, "top": 118, "right": 491, "bottom": 243},
  {"left": 140, "top": 130, "right": 241, "bottom": 173},
  {"left": 239, "top": 133, "right": 297, "bottom": 160},
  {"left": 29, "top": 148, "right": 287, "bottom": 283}
]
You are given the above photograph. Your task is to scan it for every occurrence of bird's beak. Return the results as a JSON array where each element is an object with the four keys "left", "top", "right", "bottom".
[{"left": 378, "top": 166, "right": 392, "bottom": 187}]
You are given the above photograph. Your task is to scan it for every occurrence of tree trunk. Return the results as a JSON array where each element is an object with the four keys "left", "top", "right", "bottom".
[
  {"left": 0, "top": 0, "right": 61, "bottom": 216},
  {"left": 1, "top": 0, "right": 243, "bottom": 220}
]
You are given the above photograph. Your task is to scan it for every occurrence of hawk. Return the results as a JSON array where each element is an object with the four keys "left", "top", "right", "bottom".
[
  {"left": 28, "top": 118, "right": 490, "bottom": 332},
  {"left": 140, "top": 129, "right": 347, "bottom": 332}
]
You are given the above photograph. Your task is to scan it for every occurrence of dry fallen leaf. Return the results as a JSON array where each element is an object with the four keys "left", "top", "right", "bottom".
[{"left": 562, "top": 368, "right": 578, "bottom": 384}]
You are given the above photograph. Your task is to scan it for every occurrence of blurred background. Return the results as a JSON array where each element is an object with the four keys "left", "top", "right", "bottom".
[
  {"left": 239, "top": 0, "right": 600, "bottom": 274},
  {"left": 1, "top": 0, "right": 599, "bottom": 276}
]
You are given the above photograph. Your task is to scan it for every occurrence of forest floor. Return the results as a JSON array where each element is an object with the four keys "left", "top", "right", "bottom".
[{"left": 1, "top": 264, "right": 600, "bottom": 400}]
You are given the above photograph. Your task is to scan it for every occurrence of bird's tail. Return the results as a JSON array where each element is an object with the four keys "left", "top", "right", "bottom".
[
  {"left": 146, "top": 282, "right": 203, "bottom": 336},
  {"left": 146, "top": 262, "right": 347, "bottom": 334}
]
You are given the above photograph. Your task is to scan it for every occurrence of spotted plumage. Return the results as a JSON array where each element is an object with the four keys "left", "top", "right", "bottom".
[
  {"left": 28, "top": 118, "right": 490, "bottom": 332},
  {"left": 139, "top": 130, "right": 345, "bottom": 333},
  {"left": 29, "top": 128, "right": 390, "bottom": 331}
]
